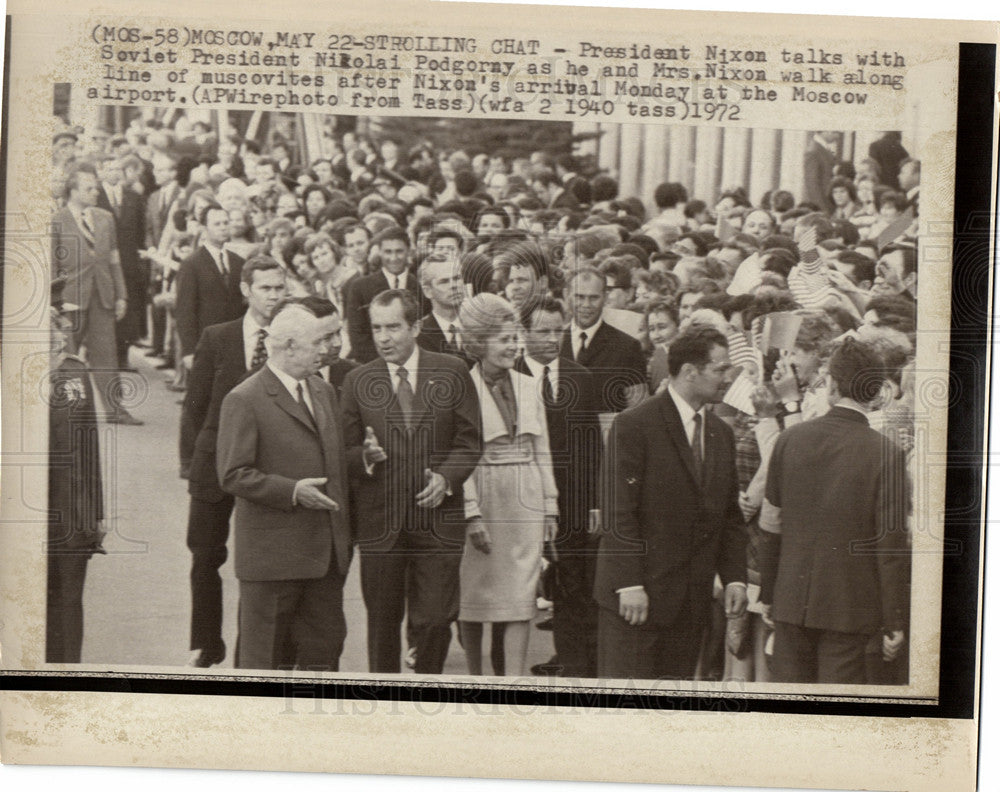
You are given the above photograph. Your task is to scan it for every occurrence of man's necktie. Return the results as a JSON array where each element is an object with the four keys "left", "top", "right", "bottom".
[
  {"left": 448, "top": 323, "right": 460, "bottom": 350},
  {"left": 577, "top": 332, "right": 588, "bottom": 361},
  {"left": 250, "top": 329, "right": 268, "bottom": 370},
  {"left": 216, "top": 250, "right": 229, "bottom": 277},
  {"left": 542, "top": 365, "right": 555, "bottom": 407},
  {"left": 392, "top": 274, "right": 399, "bottom": 290},
  {"left": 396, "top": 367, "right": 415, "bottom": 427},
  {"left": 79, "top": 211, "right": 95, "bottom": 249},
  {"left": 296, "top": 381, "right": 318, "bottom": 431},
  {"left": 691, "top": 412, "right": 704, "bottom": 481}
]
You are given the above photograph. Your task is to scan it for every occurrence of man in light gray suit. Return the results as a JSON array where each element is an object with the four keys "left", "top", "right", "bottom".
[{"left": 51, "top": 164, "right": 141, "bottom": 424}]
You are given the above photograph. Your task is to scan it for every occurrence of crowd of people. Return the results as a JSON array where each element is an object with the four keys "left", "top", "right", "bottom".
[{"left": 48, "top": 115, "right": 916, "bottom": 685}]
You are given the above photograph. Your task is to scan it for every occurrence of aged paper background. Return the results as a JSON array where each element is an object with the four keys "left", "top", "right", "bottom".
[{"left": 0, "top": 0, "right": 996, "bottom": 788}]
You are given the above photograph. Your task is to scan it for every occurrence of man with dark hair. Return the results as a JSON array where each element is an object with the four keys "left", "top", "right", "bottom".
[
  {"left": 560, "top": 268, "right": 646, "bottom": 413},
  {"left": 183, "top": 256, "right": 287, "bottom": 666},
  {"left": 427, "top": 228, "right": 465, "bottom": 261},
  {"left": 341, "top": 289, "right": 481, "bottom": 674},
  {"left": 758, "top": 337, "right": 910, "bottom": 684},
  {"left": 871, "top": 245, "right": 917, "bottom": 301},
  {"left": 517, "top": 297, "right": 603, "bottom": 677},
  {"left": 594, "top": 325, "right": 747, "bottom": 679},
  {"left": 344, "top": 226, "right": 419, "bottom": 362},
  {"left": 803, "top": 131, "right": 841, "bottom": 212},
  {"left": 641, "top": 182, "right": 689, "bottom": 249},
  {"left": 296, "top": 296, "right": 357, "bottom": 398}
]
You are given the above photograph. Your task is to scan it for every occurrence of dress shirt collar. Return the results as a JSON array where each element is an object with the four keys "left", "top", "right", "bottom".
[
  {"left": 433, "top": 311, "right": 461, "bottom": 335},
  {"left": 382, "top": 268, "right": 407, "bottom": 289},
  {"left": 523, "top": 354, "right": 559, "bottom": 382},
  {"left": 570, "top": 318, "right": 603, "bottom": 345},
  {"left": 386, "top": 344, "right": 420, "bottom": 387},
  {"left": 267, "top": 360, "right": 309, "bottom": 397},
  {"left": 243, "top": 311, "right": 266, "bottom": 339},
  {"left": 667, "top": 382, "right": 704, "bottom": 444}
]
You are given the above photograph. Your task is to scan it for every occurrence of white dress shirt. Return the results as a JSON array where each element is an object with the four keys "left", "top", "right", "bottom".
[
  {"left": 386, "top": 344, "right": 420, "bottom": 392},
  {"left": 383, "top": 268, "right": 408, "bottom": 291},
  {"left": 432, "top": 312, "right": 462, "bottom": 348},
  {"left": 569, "top": 318, "right": 603, "bottom": 359},
  {"left": 266, "top": 360, "right": 315, "bottom": 416},
  {"left": 522, "top": 354, "right": 559, "bottom": 399}
]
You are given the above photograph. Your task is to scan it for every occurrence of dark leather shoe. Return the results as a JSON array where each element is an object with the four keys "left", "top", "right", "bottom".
[
  {"left": 189, "top": 642, "right": 226, "bottom": 668},
  {"left": 535, "top": 616, "right": 554, "bottom": 631},
  {"left": 531, "top": 658, "right": 564, "bottom": 676},
  {"left": 154, "top": 361, "right": 173, "bottom": 370},
  {"left": 145, "top": 349, "right": 164, "bottom": 358},
  {"left": 107, "top": 411, "right": 144, "bottom": 426},
  {"left": 165, "top": 382, "right": 186, "bottom": 392}
]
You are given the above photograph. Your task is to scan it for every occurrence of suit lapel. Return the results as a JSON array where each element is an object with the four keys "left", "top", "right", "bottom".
[
  {"left": 263, "top": 366, "right": 319, "bottom": 434},
  {"left": 658, "top": 393, "right": 701, "bottom": 489}
]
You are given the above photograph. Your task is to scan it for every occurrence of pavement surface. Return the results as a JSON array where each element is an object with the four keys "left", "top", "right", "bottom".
[{"left": 80, "top": 350, "right": 555, "bottom": 677}]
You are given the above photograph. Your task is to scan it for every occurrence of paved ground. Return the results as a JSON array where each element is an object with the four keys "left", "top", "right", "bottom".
[{"left": 80, "top": 351, "right": 555, "bottom": 677}]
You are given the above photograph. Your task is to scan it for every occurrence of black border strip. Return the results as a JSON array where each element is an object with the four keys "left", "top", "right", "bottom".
[{"left": 0, "top": 39, "right": 994, "bottom": 721}]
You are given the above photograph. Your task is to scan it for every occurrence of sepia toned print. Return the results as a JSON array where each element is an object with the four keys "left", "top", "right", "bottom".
[{"left": 0, "top": 1, "right": 993, "bottom": 790}]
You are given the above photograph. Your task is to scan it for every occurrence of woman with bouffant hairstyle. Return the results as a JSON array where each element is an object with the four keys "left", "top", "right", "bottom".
[{"left": 457, "top": 293, "right": 559, "bottom": 676}]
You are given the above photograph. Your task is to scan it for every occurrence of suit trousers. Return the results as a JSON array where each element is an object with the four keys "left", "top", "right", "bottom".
[
  {"left": 360, "top": 527, "right": 462, "bottom": 674},
  {"left": 552, "top": 552, "right": 598, "bottom": 678},
  {"left": 46, "top": 551, "right": 90, "bottom": 663},
  {"left": 66, "top": 301, "right": 122, "bottom": 415},
  {"left": 186, "top": 494, "right": 234, "bottom": 653},
  {"left": 597, "top": 602, "right": 701, "bottom": 681},
  {"left": 772, "top": 621, "right": 870, "bottom": 684},
  {"left": 236, "top": 554, "right": 347, "bottom": 672}
]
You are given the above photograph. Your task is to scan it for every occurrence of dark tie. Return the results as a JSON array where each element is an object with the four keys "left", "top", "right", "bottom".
[
  {"left": 691, "top": 412, "right": 704, "bottom": 481},
  {"left": 250, "top": 328, "right": 268, "bottom": 370},
  {"left": 296, "top": 381, "right": 318, "bottom": 431},
  {"left": 392, "top": 274, "right": 399, "bottom": 290},
  {"left": 542, "top": 365, "right": 555, "bottom": 407},
  {"left": 577, "top": 332, "right": 588, "bottom": 361},
  {"left": 396, "top": 367, "right": 414, "bottom": 427},
  {"left": 79, "top": 211, "right": 95, "bottom": 249},
  {"left": 216, "top": 249, "right": 229, "bottom": 277},
  {"left": 448, "top": 323, "right": 460, "bottom": 349}
]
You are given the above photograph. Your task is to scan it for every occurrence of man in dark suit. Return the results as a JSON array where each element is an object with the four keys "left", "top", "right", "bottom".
[
  {"left": 344, "top": 226, "right": 420, "bottom": 363},
  {"left": 758, "top": 337, "right": 910, "bottom": 684},
  {"left": 175, "top": 203, "right": 246, "bottom": 472},
  {"left": 416, "top": 253, "right": 472, "bottom": 366},
  {"left": 216, "top": 304, "right": 352, "bottom": 671},
  {"left": 560, "top": 268, "right": 646, "bottom": 414},
  {"left": 517, "top": 297, "right": 603, "bottom": 678},
  {"left": 341, "top": 289, "right": 481, "bottom": 674},
  {"left": 183, "top": 256, "right": 287, "bottom": 667},
  {"left": 98, "top": 155, "right": 147, "bottom": 370},
  {"left": 50, "top": 164, "right": 141, "bottom": 425},
  {"left": 594, "top": 326, "right": 747, "bottom": 680},
  {"left": 144, "top": 154, "right": 180, "bottom": 359},
  {"left": 803, "top": 131, "right": 840, "bottom": 212}
]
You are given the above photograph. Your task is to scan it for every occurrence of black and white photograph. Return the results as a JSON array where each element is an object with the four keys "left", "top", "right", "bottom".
[{"left": 0, "top": 1, "right": 993, "bottom": 789}]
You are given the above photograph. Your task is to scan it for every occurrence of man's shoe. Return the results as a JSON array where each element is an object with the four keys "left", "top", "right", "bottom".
[
  {"left": 189, "top": 642, "right": 226, "bottom": 668},
  {"left": 107, "top": 411, "right": 144, "bottom": 426},
  {"left": 531, "top": 657, "right": 564, "bottom": 676},
  {"left": 535, "top": 616, "right": 554, "bottom": 631},
  {"left": 145, "top": 349, "right": 164, "bottom": 358},
  {"left": 155, "top": 361, "right": 173, "bottom": 370},
  {"left": 165, "top": 382, "right": 186, "bottom": 392}
]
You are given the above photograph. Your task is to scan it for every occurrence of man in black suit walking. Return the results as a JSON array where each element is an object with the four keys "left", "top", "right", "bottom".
[
  {"left": 517, "top": 297, "right": 603, "bottom": 678},
  {"left": 341, "top": 289, "right": 481, "bottom": 674},
  {"left": 183, "top": 256, "right": 287, "bottom": 667},
  {"left": 344, "top": 227, "right": 420, "bottom": 363},
  {"left": 560, "top": 268, "right": 646, "bottom": 414},
  {"left": 594, "top": 326, "right": 747, "bottom": 680},
  {"left": 175, "top": 203, "right": 246, "bottom": 474}
]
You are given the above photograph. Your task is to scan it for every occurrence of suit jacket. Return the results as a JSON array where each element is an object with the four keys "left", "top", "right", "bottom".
[
  {"left": 50, "top": 205, "right": 127, "bottom": 311},
  {"left": 185, "top": 318, "right": 250, "bottom": 502},
  {"left": 593, "top": 391, "right": 746, "bottom": 626},
  {"left": 761, "top": 406, "right": 910, "bottom": 634},
  {"left": 560, "top": 321, "right": 646, "bottom": 413},
  {"left": 344, "top": 270, "right": 421, "bottom": 363},
  {"left": 216, "top": 365, "right": 352, "bottom": 581},
  {"left": 803, "top": 140, "right": 837, "bottom": 212},
  {"left": 174, "top": 246, "right": 245, "bottom": 357},
  {"left": 144, "top": 182, "right": 179, "bottom": 249},
  {"left": 341, "top": 348, "right": 481, "bottom": 551},
  {"left": 417, "top": 312, "right": 474, "bottom": 368},
  {"left": 514, "top": 355, "right": 601, "bottom": 547},
  {"left": 323, "top": 358, "right": 358, "bottom": 400}
]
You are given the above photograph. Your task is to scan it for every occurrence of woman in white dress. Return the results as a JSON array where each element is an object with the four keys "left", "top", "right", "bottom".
[{"left": 458, "top": 293, "right": 558, "bottom": 676}]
